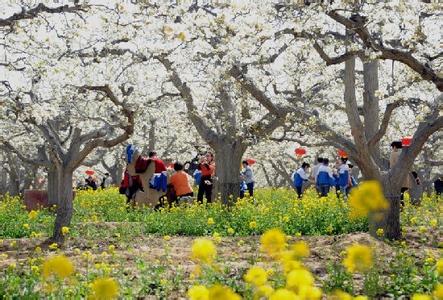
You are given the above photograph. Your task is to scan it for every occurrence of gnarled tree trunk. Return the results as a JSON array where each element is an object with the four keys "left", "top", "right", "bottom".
[
  {"left": 47, "top": 167, "right": 59, "bottom": 206},
  {"left": 51, "top": 168, "right": 73, "bottom": 243},
  {"left": 214, "top": 141, "right": 246, "bottom": 205}
]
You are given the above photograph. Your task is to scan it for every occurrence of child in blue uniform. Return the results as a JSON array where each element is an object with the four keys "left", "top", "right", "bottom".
[
  {"left": 292, "top": 162, "right": 310, "bottom": 199},
  {"left": 316, "top": 158, "right": 335, "bottom": 197}
]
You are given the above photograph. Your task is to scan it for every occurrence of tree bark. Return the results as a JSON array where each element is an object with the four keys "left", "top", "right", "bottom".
[
  {"left": 363, "top": 60, "right": 386, "bottom": 169},
  {"left": 214, "top": 140, "right": 246, "bottom": 205},
  {"left": 369, "top": 174, "right": 402, "bottom": 240},
  {"left": 47, "top": 167, "right": 59, "bottom": 206},
  {"left": 51, "top": 169, "right": 73, "bottom": 244}
]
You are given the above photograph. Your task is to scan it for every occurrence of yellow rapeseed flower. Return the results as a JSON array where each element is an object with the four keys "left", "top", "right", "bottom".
[
  {"left": 227, "top": 227, "right": 235, "bottom": 235},
  {"left": 48, "top": 243, "right": 58, "bottom": 250},
  {"left": 28, "top": 210, "right": 38, "bottom": 220},
  {"left": 291, "top": 241, "right": 310, "bottom": 259},
  {"left": 61, "top": 226, "right": 69, "bottom": 235},
  {"left": 212, "top": 232, "right": 222, "bottom": 243},
  {"left": 23, "top": 223, "right": 30, "bottom": 230},
  {"left": 89, "top": 277, "right": 119, "bottom": 300},
  {"left": 191, "top": 238, "right": 216, "bottom": 264},
  {"left": 430, "top": 219, "right": 438, "bottom": 228},
  {"left": 207, "top": 218, "right": 215, "bottom": 226},
  {"left": 411, "top": 294, "right": 431, "bottom": 300},
  {"left": 433, "top": 283, "right": 443, "bottom": 300},
  {"left": 244, "top": 266, "right": 267, "bottom": 286},
  {"left": 208, "top": 284, "right": 241, "bottom": 300},
  {"left": 376, "top": 228, "right": 384, "bottom": 237},
  {"left": 343, "top": 244, "right": 373, "bottom": 273},
  {"left": 188, "top": 285, "right": 209, "bottom": 300},
  {"left": 286, "top": 268, "right": 314, "bottom": 292},
  {"left": 249, "top": 221, "right": 257, "bottom": 229},
  {"left": 255, "top": 285, "right": 274, "bottom": 298},
  {"left": 31, "top": 265, "right": 39, "bottom": 273},
  {"left": 436, "top": 258, "right": 443, "bottom": 276},
  {"left": 299, "top": 285, "right": 322, "bottom": 300},
  {"left": 260, "top": 228, "right": 286, "bottom": 257},
  {"left": 330, "top": 290, "right": 353, "bottom": 300},
  {"left": 348, "top": 180, "right": 388, "bottom": 219},
  {"left": 269, "top": 288, "right": 298, "bottom": 300},
  {"left": 42, "top": 255, "right": 74, "bottom": 280},
  {"left": 163, "top": 235, "right": 171, "bottom": 241}
]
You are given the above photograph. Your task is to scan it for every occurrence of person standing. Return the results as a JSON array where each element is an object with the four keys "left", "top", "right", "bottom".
[
  {"left": 101, "top": 173, "right": 112, "bottom": 189},
  {"left": 197, "top": 152, "right": 215, "bottom": 203},
  {"left": 316, "top": 158, "right": 334, "bottom": 197},
  {"left": 337, "top": 157, "right": 350, "bottom": 198},
  {"left": 311, "top": 157, "right": 323, "bottom": 194},
  {"left": 293, "top": 162, "right": 310, "bottom": 199},
  {"left": 240, "top": 160, "right": 255, "bottom": 198}
]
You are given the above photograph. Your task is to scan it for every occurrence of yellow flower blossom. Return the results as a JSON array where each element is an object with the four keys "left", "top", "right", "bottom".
[
  {"left": 343, "top": 244, "right": 373, "bottom": 273},
  {"left": 42, "top": 255, "right": 74, "bottom": 280},
  {"left": 48, "top": 243, "right": 58, "bottom": 251},
  {"left": 430, "top": 219, "right": 438, "bottom": 228},
  {"left": 89, "top": 277, "right": 119, "bottom": 300},
  {"left": 61, "top": 226, "right": 70, "bottom": 235},
  {"left": 249, "top": 221, "right": 257, "bottom": 229},
  {"left": 436, "top": 258, "right": 443, "bottom": 276},
  {"left": 28, "top": 210, "right": 38, "bottom": 220},
  {"left": 23, "top": 223, "right": 30, "bottom": 230},
  {"left": 349, "top": 180, "right": 388, "bottom": 219},
  {"left": 188, "top": 285, "right": 209, "bottom": 300},
  {"left": 286, "top": 268, "right": 314, "bottom": 292},
  {"left": 299, "top": 285, "right": 322, "bottom": 300},
  {"left": 208, "top": 284, "right": 241, "bottom": 300},
  {"left": 244, "top": 266, "right": 267, "bottom": 286},
  {"left": 207, "top": 218, "right": 215, "bottom": 226},
  {"left": 227, "top": 227, "right": 235, "bottom": 235},
  {"left": 376, "top": 228, "right": 384, "bottom": 237},
  {"left": 269, "top": 288, "right": 298, "bottom": 300},
  {"left": 191, "top": 238, "right": 216, "bottom": 264},
  {"left": 433, "top": 283, "right": 443, "bottom": 300},
  {"left": 260, "top": 228, "right": 286, "bottom": 257},
  {"left": 411, "top": 294, "right": 431, "bottom": 300},
  {"left": 291, "top": 241, "right": 310, "bottom": 259},
  {"left": 163, "top": 235, "right": 171, "bottom": 241}
]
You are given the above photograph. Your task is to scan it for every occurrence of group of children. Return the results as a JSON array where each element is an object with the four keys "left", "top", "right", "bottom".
[{"left": 292, "top": 157, "right": 357, "bottom": 199}]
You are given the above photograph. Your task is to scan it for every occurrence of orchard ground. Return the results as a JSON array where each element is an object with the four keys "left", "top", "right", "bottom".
[{"left": 0, "top": 188, "right": 441, "bottom": 298}]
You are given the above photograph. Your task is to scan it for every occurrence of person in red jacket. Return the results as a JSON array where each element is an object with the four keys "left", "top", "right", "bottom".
[
  {"left": 148, "top": 151, "right": 167, "bottom": 173},
  {"left": 197, "top": 152, "right": 215, "bottom": 204}
]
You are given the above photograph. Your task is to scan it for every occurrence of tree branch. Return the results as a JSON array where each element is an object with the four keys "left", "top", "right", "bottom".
[{"left": 0, "top": 3, "right": 88, "bottom": 28}]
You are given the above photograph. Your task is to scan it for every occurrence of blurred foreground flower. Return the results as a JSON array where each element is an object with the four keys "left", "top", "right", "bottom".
[
  {"left": 343, "top": 244, "right": 373, "bottom": 273},
  {"left": 89, "top": 277, "right": 119, "bottom": 300},
  {"left": 42, "top": 255, "right": 74, "bottom": 280},
  {"left": 191, "top": 238, "right": 216, "bottom": 264},
  {"left": 349, "top": 180, "right": 388, "bottom": 219}
]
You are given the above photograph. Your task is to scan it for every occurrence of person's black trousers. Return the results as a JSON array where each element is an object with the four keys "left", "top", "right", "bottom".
[{"left": 197, "top": 176, "right": 212, "bottom": 203}]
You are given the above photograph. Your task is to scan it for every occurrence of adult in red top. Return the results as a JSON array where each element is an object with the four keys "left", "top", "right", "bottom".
[
  {"left": 197, "top": 152, "right": 216, "bottom": 203},
  {"left": 149, "top": 151, "right": 167, "bottom": 173}
]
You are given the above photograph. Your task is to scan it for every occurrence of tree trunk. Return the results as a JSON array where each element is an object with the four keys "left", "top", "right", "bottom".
[
  {"left": 51, "top": 169, "right": 74, "bottom": 243},
  {"left": 7, "top": 169, "right": 20, "bottom": 196},
  {"left": 214, "top": 141, "right": 246, "bottom": 205},
  {"left": 369, "top": 174, "right": 402, "bottom": 240},
  {"left": 363, "top": 60, "right": 386, "bottom": 169},
  {"left": 47, "top": 167, "right": 59, "bottom": 206},
  {"left": 0, "top": 170, "right": 7, "bottom": 195}
]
